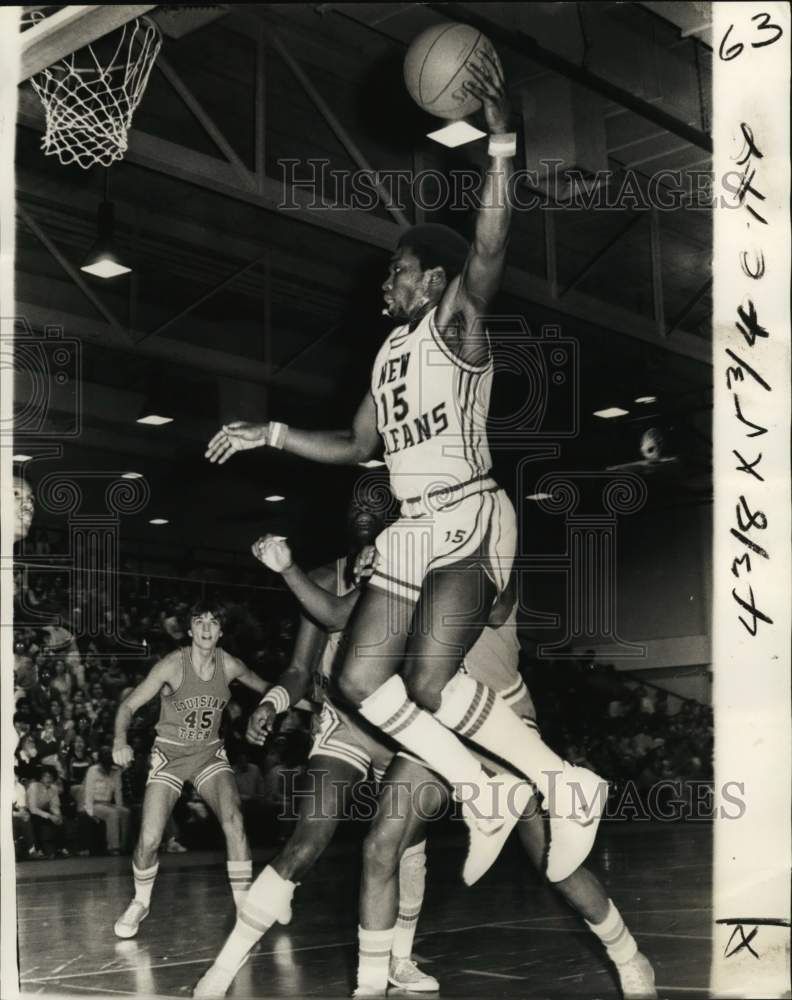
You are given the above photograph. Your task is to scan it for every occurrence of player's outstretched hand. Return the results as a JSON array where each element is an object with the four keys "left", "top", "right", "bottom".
[
  {"left": 464, "top": 48, "right": 510, "bottom": 135},
  {"left": 252, "top": 534, "right": 293, "bottom": 574},
  {"left": 246, "top": 703, "right": 276, "bottom": 746},
  {"left": 353, "top": 544, "right": 379, "bottom": 585},
  {"left": 112, "top": 744, "right": 134, "bottom": 768},
  {"left": 206, "top": 422, "right": 268, "bottom": 465}
]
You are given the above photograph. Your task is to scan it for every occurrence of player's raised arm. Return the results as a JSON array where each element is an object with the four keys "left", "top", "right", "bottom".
[
  {"left": 252, "top": 535, "right": 360, "bottom": 632},
  {"left": 206, "top": 392, "right": 380, "bottom": 468},
  {"left": 112, "top": 655, "right": 177, "bottom": 766},
  {"left": 436, "top": 50, "right": 514, "bottom": 365}
]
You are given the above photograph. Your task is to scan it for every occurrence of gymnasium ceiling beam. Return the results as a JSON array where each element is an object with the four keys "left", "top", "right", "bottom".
[
  {"left": 18, "top": 5, "right": 157, "bottom": 82},
  {"left": 16, "top": 92, "right": 709, "bottom": 365},
  {"left": 15, "top": 300, "right": 336, "bottom": 397}
]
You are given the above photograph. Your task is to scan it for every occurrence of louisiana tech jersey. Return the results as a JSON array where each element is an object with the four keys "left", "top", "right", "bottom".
[
  {"left": 370, "top": 307, "right": 493, "bottom": 501},
  {"left": 156, "top": 646, "right": 230, "bottom": 745},
  {"left": 311, "top": 557, "right": 356, "bottom": 704}
]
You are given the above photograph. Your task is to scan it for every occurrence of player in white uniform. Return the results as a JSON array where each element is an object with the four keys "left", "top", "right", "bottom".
[{"left": 206, "top": 52, "right": 604, "bottom": 890}]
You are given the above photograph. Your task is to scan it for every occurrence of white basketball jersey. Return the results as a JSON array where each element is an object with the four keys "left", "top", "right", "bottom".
[{"left": 370, "top": 307, "right": 493, "bottom": 501}]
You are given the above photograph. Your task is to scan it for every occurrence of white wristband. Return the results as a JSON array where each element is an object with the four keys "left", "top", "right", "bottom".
[
  {"left": 488, "top": 132, "right": 517, "bottom": 158},
  {"left": 268, "top": 422, "right": 288, "bottom": 450},
  {"left": 259, "top": 685, "right": 290, "bottom": 715}
]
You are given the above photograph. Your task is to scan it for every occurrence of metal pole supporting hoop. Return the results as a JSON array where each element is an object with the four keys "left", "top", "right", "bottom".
[{"left": 24, "top": 8, "right": 163, "bottom": 169}]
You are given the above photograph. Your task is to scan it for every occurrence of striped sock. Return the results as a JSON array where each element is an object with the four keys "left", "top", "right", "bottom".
[
  {"left": 586, "top": 900, "right": 638, "bottom": 965},
  {"left": 210, "top": 866, "right": 295, "bottom": 977},
  {"left": 359, "top": 675, "right": 483, "bottom": 791},
  {"left": 357, "top": 925, "right": 395, "bottom": 992},
  {"left": 132, "top": 861, "right": 158, "bottom": 907},
  {"left": 391, "top": 841, "right": 426, "bottom": 961},
  {"left": 434, "top": 671, "right": 568, "bottom": 802},
  {"left": 227, "top": 860, "right": 252, "bottom": 910}
]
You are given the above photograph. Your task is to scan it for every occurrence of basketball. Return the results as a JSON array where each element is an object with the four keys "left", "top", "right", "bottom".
[{"left": 403, "top": 23, "right": 499, "bottom": 120}]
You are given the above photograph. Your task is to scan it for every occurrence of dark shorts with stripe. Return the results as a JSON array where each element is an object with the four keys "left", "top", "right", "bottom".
[{"left": 146, "top": 738, "right": 232, "bottom": 795}]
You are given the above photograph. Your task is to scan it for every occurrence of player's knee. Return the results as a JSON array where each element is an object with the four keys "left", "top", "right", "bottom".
[
  {"left": 337, "top": 667, "right": 373, "bottom": 707},
  {"left": 362, "top": 825, "right": 402, "bottom": 881},
  {"left": 137, "top": 824, "right": 163, "bottom": 856},
  {"left": 402, "top": 665, "right": 445, "bottom": 714}
]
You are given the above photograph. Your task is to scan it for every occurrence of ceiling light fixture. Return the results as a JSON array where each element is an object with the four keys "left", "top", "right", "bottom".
[
  {"left": 149, "top": 518, "right": 169, "bottom": 525},
  {"left": 265, "top": 495, "right": 285, "bottom": 502},
  {"left": 635, "top": 396, "right": 658, "bottom": 404},
  {"left": 593, "top": 407, "right": 629, "bottom": 419},
  {"left": 80, "top": 171, "right": 131, "bottom": 279},
  {"left": 136, "top": 414, "right": 173, "bottom": 426},
  {"left": 427, "top": 120, "right": 487, "bottom": 148},
  {"left": 121, "top": 472, "right": 143, "bottom": 479},
  {"left": 526, "top": 492, "right": 554, "bottom": 501},
  {"left": 358, "top": 459, "right": 385, "bottom": 469},
  {"left": 13, "top": 453, "right": 33, "bottom": 462}
]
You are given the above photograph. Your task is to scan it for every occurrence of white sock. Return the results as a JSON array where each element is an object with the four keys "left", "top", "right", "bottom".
[
  {"left": 391, "top": 841, "right": 426, "bottom": 961},
  {"left": 227, "top": 860, "right": 252, "bottom": 910},
  {"left": 586, "top": 900, "right": 638, "bottom": 965},
  {"left": 357, "top": 925, "right": 395, "bottom": 991},
  {"left": 211, "top": 866, "right": 295, "bottom": 975},
  {"left": 434, "top": 671, "right": 570, "bottom": 801},
  {"left": 359, "top": 675, "right": 484, "bottom": 792},
  {"left": 132, "top": 861, "right": 158, "bottom": 907}
]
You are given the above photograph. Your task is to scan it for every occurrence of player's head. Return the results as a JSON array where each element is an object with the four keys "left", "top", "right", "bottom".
[
  {"left": 383, "top": 224, "right": 470, "bottom": 321},
  {"left": 347, "top": 499, "right": 386, "bottom": 549},
  {"left": 187, "top": 599, "right": 225, "bottom": 647},
  {"left": 13, "top": 476, "right": 34, "bottom": 542}
]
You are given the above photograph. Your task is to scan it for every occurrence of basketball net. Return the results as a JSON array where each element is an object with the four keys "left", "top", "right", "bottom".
[{"left": 26, "top": 11, "right": 162, "bottom": 169}]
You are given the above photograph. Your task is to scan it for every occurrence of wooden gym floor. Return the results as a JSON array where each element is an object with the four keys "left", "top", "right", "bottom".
[{"left": 16, "top": 821, "right": 711, "bottom": 998}]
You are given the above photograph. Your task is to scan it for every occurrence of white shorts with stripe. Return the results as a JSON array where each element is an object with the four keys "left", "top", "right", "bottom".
[
  {"left": 309, "top": 699, "right": 396, "bottom": 780},
  {"left": 146, "top": 738, "right": 233, "bottom": 796},
  {"left": 368, "top": 481, "right": 516, "bottom": 604}
]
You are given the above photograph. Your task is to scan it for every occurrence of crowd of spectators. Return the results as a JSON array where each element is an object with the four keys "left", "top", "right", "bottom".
[{"left": 528, "top": 657, "right": 714, "bottom": 816}]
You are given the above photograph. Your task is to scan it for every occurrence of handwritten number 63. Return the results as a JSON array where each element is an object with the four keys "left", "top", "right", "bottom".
[{"left": 719, "top": 13, "right": 783, "bottom": 61}]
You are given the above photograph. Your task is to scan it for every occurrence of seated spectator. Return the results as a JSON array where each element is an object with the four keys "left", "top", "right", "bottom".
[
  {"left": 639, "top": 685, "right": 656, "bottom": 715},
  {"left": 28, "top": 667, "right": 55, "bottom": 721},
  {"left": 36, "top": 717, "right": 61, "bottom": 765},
  {"left": 14, "top": 638, "right": 37, "bottom": 693},
  {"left": 13, "top": 770, "right": 42, "bottom": 860},
  {"left": 15, "top": 734, "right": 40, "bottom": 781},
  {"left": 50, "top": 658, "right": 74, "bottom": 701},
  {"left": 66, "top": 735, "right": 93, "bottom": 788},
  {"left": 91, "top": 706, "right": 116, "bottom": 746},
  {"left": 14, "top": 713, "right": 31, "bottom": 742},
  {"left": 82, "top": 746, "right": 130, "bottom": 855},
  {"left": 74, "top": 711, "right": 94, "bottom": 745},
  {"left": 102, "top": 656, "right": 128, "bottom": 699},
  {"left": 27, "top": 766, "right": 69, "bottom": 859}
]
